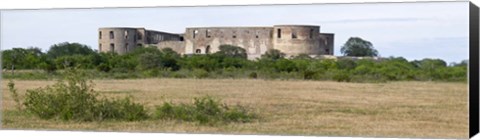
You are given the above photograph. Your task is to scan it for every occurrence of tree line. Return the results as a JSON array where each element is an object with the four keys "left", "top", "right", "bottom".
[{"left": 1, "top": 39, "right": 467, "bottom": 82}]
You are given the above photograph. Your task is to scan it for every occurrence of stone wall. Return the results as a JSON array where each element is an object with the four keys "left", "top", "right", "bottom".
[
  {"left": 146, "top": 30, "right": 183, "bottom": 44},
  {"left": 98, "top": 27, "right": 183, "bottom": 54},
  {"left": 184, "top": 27, "right": 274, "bottom": 58},
  {"left": 319, "top": 33, "right": 334, "bottom": 55},
  {"left": 98, "top": 25, "right": 334, "bottom": 59},
  {"left": 98, "top": 28, "right": 139, "bottom": 54},
  {"left": 155, "top": 41, "right": 186, "bottom": 55},
  {"left": 272, "top": 25, "right": 324, "bottom": 57}
]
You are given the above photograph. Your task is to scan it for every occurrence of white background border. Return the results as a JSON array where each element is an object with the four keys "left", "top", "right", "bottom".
[
  {"left": 0, "top": 0, "right": 478, "bottom": 140},
  {"left": 0, "top": 0, "right": 472, "bottom": 9}
]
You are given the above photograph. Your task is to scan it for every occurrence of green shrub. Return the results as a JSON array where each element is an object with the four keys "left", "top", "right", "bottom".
[
  {"left": 154, "top": 96, "right": 256, "bottom": 125},
  {"left": 192, "top": 69, "right": 209, "bottom": 79},
  {"left": 96, "top": 63, "right": 111, "bottom": 72},
  {"left": 8, "top": 80, "right": 22, "bottom": 110},
  {"left": 333, "top": 70, "right": 351, "bottom": 82},
  {"left": 302, "top": 71, "right": 315, "bottom": 80},
  {"left": 2, "top": 71, "right": 51, "bottom": 80},
  {"left": 142, "top": 69, "right": 160, "bottom": 77},
  {"left": 96, "top": 97, "right": 149, "bottom": 121},
  {"left": 23, "top": 76, "right": 99, "bottom": 121},
  {"left": 172, "top": 71, "right": 188, "bottom": 78},
  {"left": 22, "top": 68, "right": 148, "bottom": 121},
  {"left": 248, "top": 72, "right": 258, "bottom": 79}
]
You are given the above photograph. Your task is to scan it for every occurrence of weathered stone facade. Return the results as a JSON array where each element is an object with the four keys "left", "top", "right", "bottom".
[
  {"left": 98, "top": 27, "right": 183, "bottom": 55},
  {"left": 98, "top": 25, "right": 334, "bottom": 59}
]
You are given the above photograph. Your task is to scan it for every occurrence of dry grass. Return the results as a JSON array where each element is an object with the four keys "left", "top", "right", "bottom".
[{"left": 1, "top": 78, "right": 468, "bottom": 139}]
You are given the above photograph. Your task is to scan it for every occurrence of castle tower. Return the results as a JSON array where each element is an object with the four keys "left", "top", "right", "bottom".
[
  {"left": 98, "top": 27, "right": 183, "bottom": 54},
  {"left": 98, "top": 27, "right": 141, "bottom": 54},
  {"left": 272, "top": 25, "right": 328, "bottom": 57}
]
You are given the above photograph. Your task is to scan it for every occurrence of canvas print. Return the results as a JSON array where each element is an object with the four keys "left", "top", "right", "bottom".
[{"left": 0, "top": 1, "right": 470, "bottom": 139}]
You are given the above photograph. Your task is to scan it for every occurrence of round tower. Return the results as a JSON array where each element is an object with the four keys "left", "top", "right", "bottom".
[
  {"left": 98, "top": 27, "right": 138, "bottom": 54},
  {"left": 272, "top": 25, "right": 322, "bottom": 56}
]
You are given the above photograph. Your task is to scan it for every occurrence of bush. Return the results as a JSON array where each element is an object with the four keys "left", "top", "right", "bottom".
[
  {"left": 142, "top": 69, "right": 160, "bottom": 77},
  {"left": 333, "top": 70, "right": 351, "bottom": 82},
  {"left": 96, "top": 97, "right": 149, "bottom": 121},
  {"left": 215, "top": 45, "right": 247, "bottom": 59},
  {"left": 96, "top": 63, "right": 111, "bottom": 72},
  {"left": 173, "top": 73, "right": 187, "bottom": 78},
  {"left": 154, "top": 96, "right": 256, "bottom": 125},
  {"left": 248, "top": 72, "right": 258, "bottom": 79},
  {"left": 8, "top": 80, "right": 22, "bottom": 110},
  {"left": 2, "top": 45, "right": 468, "bottom": 83},
  {"left": 22, "top": 68, "right": 148, "bottom": 121},
  {"left": 192, "top": 69, "right": 209, "bottom": 79},
  {"left": 302, "top": 69, "right": 316, "bottom": 80}
]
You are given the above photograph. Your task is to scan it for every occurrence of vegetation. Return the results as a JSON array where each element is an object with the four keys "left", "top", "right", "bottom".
[
  {"left": 1, "top": 41, "right": 467, "bottom": 83},
  {"left": 20, "top": 68, "right": 149, "bottom": 121},
  {"left": 7, "top": 80, "right": 22, "bottom": 110},
  {"left": 341, "top": 37, "right": 378, "bottom": 57},
  {"left": 2, "top": 78, "right": 468, "bottom": 138},
  {"left": 154, "top": 96, "right": 256, "bottom": 125},
  {"left": 215, "top": 44, "right": 248, "bottom": 59},
  {"left": 1, "top": 39, "right": 468, "bottom": 137},
  {"left": 7, "top": 68, "right": 256, "bottom": 124}
]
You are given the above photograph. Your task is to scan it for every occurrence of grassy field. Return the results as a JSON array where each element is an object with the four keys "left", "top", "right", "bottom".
[{"left": 1, "top": 78, "right": 468, "bottom": 139}]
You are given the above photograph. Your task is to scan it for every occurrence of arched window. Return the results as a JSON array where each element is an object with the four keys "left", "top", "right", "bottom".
[
  {"left": 99, "top": 31, "right": 102, "bottom": 39},
  {"left": 277, "top": 29, "right": 281, "bottom": 38},
  {"left": 205, "top": 45, "right": 211, "bottom": 54},
  {"left": 109, "top": 31, "right": 114, "bottom": 39},
  {"left": 110, "top": 43, "right": 115, "bottom": 52},
  {"left": 195, "top": 49, "right": 201, "bottom": 54},
  {"left": 206, "top": 29, "right": 211, "bottom": 38},
  {"left": 291, "top": 30, "right": 297, "bottom": 39},
  {"left": 309, "top": 29, "right": 314, "bottom": 39},
  {"left": 193, "top": 30, "right": 198, "bottom": 38}
]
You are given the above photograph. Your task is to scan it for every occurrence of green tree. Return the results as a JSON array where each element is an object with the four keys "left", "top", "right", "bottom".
[
  {"left": 138, "top": 52, "right": 161, "bottom": 70},
  {"left": 274, "top": 59, "right": 297, "bottom": 72},
  {"left": 336, "top": 58, "right": 357, "bottom": 70},
  {"left": 411, "top": 58, "right": 447, "bottom": 70},
  {"left": 261, "top": 49, "right": 285, "bottom": 61},
  {"left": 292, "top": 53, "right": 312, "bottom": 60},
  {"left": 340, "top": 37, "right": 378, "bottom": 57},
  {"left": 181, "top": 55, "right": 218, "bottom": 72},
  {"left": 2, "top": 47, "right": 45, "bottom": 70},
  {"left": 47, "top": 42, "right": 95, "bottom": 59},
  {"left": 159, "top": 48, "right": 181, "bottom": 71},
  {"left": 215, "top": 45, "right": 247, "bottom": 59}
]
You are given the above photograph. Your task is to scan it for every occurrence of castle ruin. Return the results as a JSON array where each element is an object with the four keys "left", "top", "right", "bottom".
[{"left": 98, "top": 25, "right": 334, "bottom": 59}]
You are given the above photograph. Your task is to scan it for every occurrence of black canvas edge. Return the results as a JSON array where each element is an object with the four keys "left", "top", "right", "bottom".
[{"left": 470, "top": 1, "right": 480, "bottom": 139}]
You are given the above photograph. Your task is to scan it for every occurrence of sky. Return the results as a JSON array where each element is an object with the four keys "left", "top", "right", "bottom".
[{"left": 0, "top": 1, "right": 469, "bottom": 63}]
